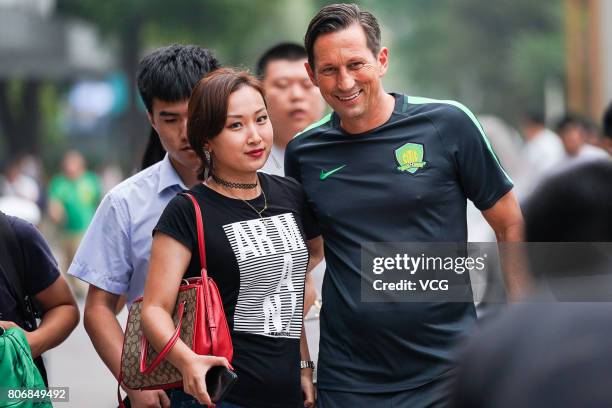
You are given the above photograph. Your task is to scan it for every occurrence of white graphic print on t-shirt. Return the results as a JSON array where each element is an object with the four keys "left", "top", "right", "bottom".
[{"left": 223, "top": 213, "right": 308, "bottom": 339}]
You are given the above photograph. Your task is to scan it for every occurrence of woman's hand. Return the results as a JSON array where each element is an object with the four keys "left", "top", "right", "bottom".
[
  {"left": 301, "top": 368, "right": 316, "bottom": 407},
  {"left": 179, "top": 354, "right": 230, "bottom": 406}
]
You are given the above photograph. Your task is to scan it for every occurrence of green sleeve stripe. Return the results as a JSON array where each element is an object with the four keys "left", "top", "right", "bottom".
[
  {"left": 293, "top": 113, "right": 332, "bottom": 139},
  {"left": 407, "top": 96, "right": 513, "bottom": 184}
]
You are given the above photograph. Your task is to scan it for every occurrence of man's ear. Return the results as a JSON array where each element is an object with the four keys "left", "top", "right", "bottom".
[
  {"left": 305, "top": 61, "right": 317, "bottom": 87},
  {"left": 377, "top": 47, "right": 389, "bottom": 77}
]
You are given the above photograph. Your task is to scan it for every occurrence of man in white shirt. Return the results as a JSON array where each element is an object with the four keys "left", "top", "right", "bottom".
[
  {"left": 256, "top": 43, "right": 326, "bottom": 376},
  {"left": 69, "top": 45, "right": 220, "bottom": 408},
  {"left": 556, "top": 114, "right": 609, "bottom": 166},
  {"left": 520, "top": 112, "right": 565, "bottom": 199},
  {"left": 257, "top": 43, "right": 326, "bottom": 176}
]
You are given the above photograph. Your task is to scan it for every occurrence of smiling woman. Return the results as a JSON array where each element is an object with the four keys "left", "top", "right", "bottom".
[
  {"left": 140, "top": 68, "right": 323, "bottom": 408},
  {"left": 187, "top": 69, "right": 272, "bottom": 185}
]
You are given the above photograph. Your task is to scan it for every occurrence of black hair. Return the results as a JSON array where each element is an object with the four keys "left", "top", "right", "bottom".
[
  {"left": 304, "top": 3, "right": 381, "bottom": 69},
  {"left": 188, "top": 68, "right": 265, "bottom": 180},
  {"left": 256, "top": 43, "right": 308, "bottom": 78},
  {"left": 140, "top": 127, "right": 166, "bottom": 170},
  {"left": 555, "top": 113, "right": 589, "bottom": 135},
  {"left": 523, "top": 111, "right": 545, "bottom": 126},
  {"left": 523, "top": 161, "right": 612, "bottom": 281},
  {"left": 602, "top": 102, "right": 612, "bottom": 139},
  {"left": 136, "top": 44, "right": 220, "bottom": 113},
  {"left": 524, "top": 161, "right": 612, "bottom": 242}
]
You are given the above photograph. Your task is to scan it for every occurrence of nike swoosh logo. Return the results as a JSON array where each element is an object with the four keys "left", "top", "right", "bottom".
[{"left": 320, "top": 165, "right": 346, "bottom": 180}]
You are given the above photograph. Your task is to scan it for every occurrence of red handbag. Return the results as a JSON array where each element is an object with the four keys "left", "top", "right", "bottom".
[{"left": 118, "top": 192, "right": 233, "bottom": 406}]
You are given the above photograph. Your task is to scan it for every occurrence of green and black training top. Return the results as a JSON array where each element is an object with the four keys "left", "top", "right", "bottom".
[{"left": 285, "top": 93, "right": 513, "bottom": 393}]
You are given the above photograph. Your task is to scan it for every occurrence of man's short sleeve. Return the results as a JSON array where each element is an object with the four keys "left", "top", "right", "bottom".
[
  {"left": 284, "top": 140, "right": 301, "bottom": 183},
  {"left": 284, "top": 141, "right": 320, "bottom": 239},
  {"left": 299, "top": 183, "right": 320, "bottom": 240},
  {"left": 437, "top": 104, "right": 514, "bottom": 211},
  {"left": 9, "top": 217, "right": 60, "bottom": 296},
  {"left": 68, "top": 193, "right": 132, "bottom": 295}
]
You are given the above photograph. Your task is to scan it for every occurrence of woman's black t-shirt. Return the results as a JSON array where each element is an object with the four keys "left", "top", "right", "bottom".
[{"left": 154, "top": 173, "right": 319, "bottom": 408}]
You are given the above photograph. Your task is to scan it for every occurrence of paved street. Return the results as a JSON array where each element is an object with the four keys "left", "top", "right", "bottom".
[{"left": 44, "top": 298, "right": 128, "bottom": 408}]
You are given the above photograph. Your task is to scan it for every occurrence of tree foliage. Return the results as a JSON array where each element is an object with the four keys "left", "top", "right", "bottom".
[
  {"left": 2, "top": 1, "right": 564, "bottom": 160},
  {"left": 368, "top": 0, "right": 564, "bottom": 124}
]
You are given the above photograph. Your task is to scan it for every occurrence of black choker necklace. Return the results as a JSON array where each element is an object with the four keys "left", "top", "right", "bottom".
[{"left": 211, "top": 173, "right": 258, "bottom": 189}]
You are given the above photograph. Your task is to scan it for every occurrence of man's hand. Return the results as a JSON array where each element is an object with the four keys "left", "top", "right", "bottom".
[
  {"left": 0, "top": 321, "right": 41, "bottom": 357},
  {"left": 301, "top": 368, "right": 316, "bottom": 407},
  {"left": 0, "top": 320, "right": 20, "bottom": 330},
  {"left": 48, "top": 200, "right": 65, "bottom": 225},
  {"left": 125, "top": 389, "right": 170, "bottom": 408}
]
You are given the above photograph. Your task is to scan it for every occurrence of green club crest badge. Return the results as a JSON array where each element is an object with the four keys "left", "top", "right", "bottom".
[{"left": 395, "top": 143, "right": 427, "bottom": 173}]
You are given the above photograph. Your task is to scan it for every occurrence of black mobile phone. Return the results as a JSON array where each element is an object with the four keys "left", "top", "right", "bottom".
[{"left": 206, "top": 366, "right": 238, "bottom": 403}]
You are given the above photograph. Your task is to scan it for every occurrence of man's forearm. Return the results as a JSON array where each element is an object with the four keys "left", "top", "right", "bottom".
[
  {"left": 84, "top": 303, "right": 127, "bottom": 380},
  {"left": 496, "top": 222, "right": 530, "bottom": 300},
  {"left": 27, "top": 304, "right": 79, "bottom": 358},
  {"left": 494, "top": 221, "right": 523, "bottom": 243},
  {"left": 300, "top": 322, "right": 311, "bottom": 361}
]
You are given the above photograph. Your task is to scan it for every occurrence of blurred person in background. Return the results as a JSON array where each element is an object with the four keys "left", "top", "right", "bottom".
[
  {"left": 98, "top": 161, "right": 124, "bottom": 196},
  {"left": 581, "top": 116, "right": 602, "bottom": 147},
  {"left": 19, "top": 154, "right": 48, "bottom": 211},
  {"left": 0, "top": 156, "right": 43, "bottom": 224},
  {"left": 0, "top": 156, "right": 41, "bottom": 205},
  {"left": 48, "top": 150, "right": 101, "bottom": 296},
  {"left": 257, "top": 42, "right": 326, "bottom": 176},
  {"left": 555, "top": 114, "right": 609, "bottom": 166},
  {"left": 1, "top": 211, "right": 79, "bottom": 388},
  {"left": 519, "top": 111, "right": 564, "bottom": 199},
  {"left": 452, "top": 160, "right": 612, "bottom": 408},
  {"left": 602, "top": 101, "right": 612, "bottom": 155},
  {"left": 256, "top": 42, "right": 327, "bottom": 372},
  {"left": 68, "top": 44, "right": 220, "bottom": 408}
]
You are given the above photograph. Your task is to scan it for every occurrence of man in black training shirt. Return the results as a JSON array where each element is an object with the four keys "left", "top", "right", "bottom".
[{"left": 285, "top": 4, "right": 526, "bottom": 407}]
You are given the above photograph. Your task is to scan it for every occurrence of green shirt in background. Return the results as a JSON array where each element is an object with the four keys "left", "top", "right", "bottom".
[{"left": 49, "top": 172, "right": 101, "bottom": 234}]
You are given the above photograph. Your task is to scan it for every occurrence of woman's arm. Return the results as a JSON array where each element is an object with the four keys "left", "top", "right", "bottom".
[{"left": 141, "top": 232, "right": 228, "bottom": 406}]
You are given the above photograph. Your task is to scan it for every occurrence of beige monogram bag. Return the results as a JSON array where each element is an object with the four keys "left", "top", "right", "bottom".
[{"left": 116, "top": 193, "right": 234, "bottom": 407}]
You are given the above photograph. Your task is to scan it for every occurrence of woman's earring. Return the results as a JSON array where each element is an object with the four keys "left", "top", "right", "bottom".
[{"left": 203, "top": 149, "right": 211, "bottom": 179}]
